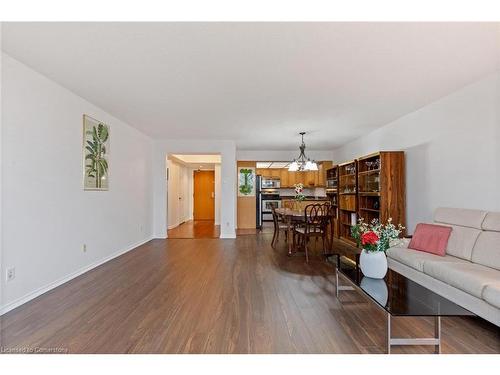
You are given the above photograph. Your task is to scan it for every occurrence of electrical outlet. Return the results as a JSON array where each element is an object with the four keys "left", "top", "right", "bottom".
[
  {"left": 82, "top": 244, "right": 87, "bottom": 253},
  {"left": 6, "top": 267, "right": 15, "bottom": 282}
]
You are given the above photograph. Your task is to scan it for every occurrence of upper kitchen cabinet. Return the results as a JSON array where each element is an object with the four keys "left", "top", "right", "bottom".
[
  {"left": 255, "top": 161, "right": 334, "bottom": 188},
  {"left": 280, "top": 169, "right": 289, "bottom": 187},
  {"left": 304, "top": 171, "right": 316, "bottom": 187}
]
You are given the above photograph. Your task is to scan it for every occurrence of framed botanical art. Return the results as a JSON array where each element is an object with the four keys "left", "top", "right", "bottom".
[
  {"left": 238, "top": 167, "right": 255, "bottom": 196},
  {"left": 83, "top": 115, "right": 109, "bottom": 190}
]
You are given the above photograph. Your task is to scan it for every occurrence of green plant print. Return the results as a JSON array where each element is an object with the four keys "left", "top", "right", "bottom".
[
  {"left": 239, "top": 168, "right": 254, "bottom": 195},
  {"left": 85, "top": 123, "right": 109, "bottom": 188}
]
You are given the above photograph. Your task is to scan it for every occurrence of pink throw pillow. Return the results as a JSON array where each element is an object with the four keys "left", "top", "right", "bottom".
[{"left": 408, "top": 223, "right": 452, "bottom": 256}]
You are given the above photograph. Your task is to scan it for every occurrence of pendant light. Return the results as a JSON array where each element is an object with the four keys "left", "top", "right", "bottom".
[{"left": 288, "top": 132, "right": 318, "bottom": 172}]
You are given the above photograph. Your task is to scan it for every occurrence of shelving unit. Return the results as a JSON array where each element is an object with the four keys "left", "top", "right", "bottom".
[
  {"left": 357, "top": 151, "right": 406, "bottom": 231},
  {"left": 326, "top": 165, "right": 339, "bottom": 239},
  {"left": 333, "top": 151, "right": 406, "bottom": 246},
  {"left": 338, "top": 160, "right": 357, "bottom": 245}
]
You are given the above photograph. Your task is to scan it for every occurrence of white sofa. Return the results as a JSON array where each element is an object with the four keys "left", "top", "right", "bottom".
[{"left": 386, "top": 207, "right": 500, "bottom": 326}]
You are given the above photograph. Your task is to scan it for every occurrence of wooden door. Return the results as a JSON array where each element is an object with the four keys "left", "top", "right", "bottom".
[
  {"left": 316, "top": 164, "right": 323, "bottom": 186},
  {"left": 194, "top": 170, "right": 215, "bottom": 220},
  {"left": 280, "top": 169, "right": 289, "bottom": 187},
  {"left": 288, "top": 172, "right": 296, "bottom": 187},
  {"left": 270, "top": 169, "right": 281, "bottom": 178},
  {"left": 305, "top": 171, "right": 316, "bottom": 187}
]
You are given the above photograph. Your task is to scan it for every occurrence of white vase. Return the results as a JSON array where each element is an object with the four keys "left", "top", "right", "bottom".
[
  {"left": 360, "top": 277, "right": 389, "bottom": 306},
  {"left": 359, "top": 249, "right": 388, "bottom": 279}
]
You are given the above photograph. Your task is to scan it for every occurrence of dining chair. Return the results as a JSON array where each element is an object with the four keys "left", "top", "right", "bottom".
[
  {"left": 271, "top": 206, "right": 290, "bottom": 248},
  {"left": 293, "top": 203, "right": 331, "bottom": 262}
]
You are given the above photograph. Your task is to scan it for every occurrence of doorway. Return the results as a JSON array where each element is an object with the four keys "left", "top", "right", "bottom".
[
  {"left": 194, "top": 170, "right": 215, "bottom": 220},
  {"left": 166, "top": 154, "right": 221, "bottom": 239}
]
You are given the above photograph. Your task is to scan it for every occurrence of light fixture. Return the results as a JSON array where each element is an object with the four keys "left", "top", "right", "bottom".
[{"left": 288, "top": 132, "right": 318, "bottom": 172}]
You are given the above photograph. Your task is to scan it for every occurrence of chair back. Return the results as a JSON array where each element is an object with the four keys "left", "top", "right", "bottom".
[
  {"left": 271, "top": 205, "right": 280, "bottom": 230},
  {"left": 303, "top": 203, "right": 331, "bottom": 233}
]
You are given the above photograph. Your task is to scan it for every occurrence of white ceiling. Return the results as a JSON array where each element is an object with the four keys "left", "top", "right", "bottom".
[
  {"left": 256, "top": 162, "right": 290, "bottom": 169},
  {"left": 171, "top": 154, "right": 221, "bottom": 163},
  {"left": 2, "top": 22, "right": 499, "bottom": 150},
  {"left": 169, "top": 154, "right": 218, "bottom": 170}
]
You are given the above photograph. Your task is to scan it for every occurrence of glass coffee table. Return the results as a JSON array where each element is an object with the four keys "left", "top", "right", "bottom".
[{"left": 335, "top": 254, "right": 475, "bottom": 354}]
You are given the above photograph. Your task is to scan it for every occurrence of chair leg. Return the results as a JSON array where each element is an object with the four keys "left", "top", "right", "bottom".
[
  {"left": 322, "top": 235, "right": 326, "bottom": 255},
  {"left": 305, "top": 236, "right": 309, "bottom": 263},
  {"left": 271, "top": 227, "right": 277, "bottom": 248}
]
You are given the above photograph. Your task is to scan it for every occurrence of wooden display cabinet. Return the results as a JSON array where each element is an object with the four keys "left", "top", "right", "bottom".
[
  {"left": 326, "top": 165, "right": 340, "bottom": 241},
  {"left": 357, "top": 151, "right": 406, "bottom": 231},
  {"left": 338, "top": 160, "right": 358, "bottom": 245}
]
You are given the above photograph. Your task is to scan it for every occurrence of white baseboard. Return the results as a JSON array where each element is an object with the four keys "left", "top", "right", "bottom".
[
  {"left": 0, "top": 236, "right": 153, "bottom": 316},
  {"left": 220, "top": 230, "right": 236, "bottom": 239}
]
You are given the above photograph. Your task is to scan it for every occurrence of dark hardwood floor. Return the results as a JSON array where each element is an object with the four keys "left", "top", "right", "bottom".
[
  {"left": 167, "top": 220, "right": 220, "bottom": 239},
  {"left": 1, "top": 232, "right": 498, "bottom": 354}
]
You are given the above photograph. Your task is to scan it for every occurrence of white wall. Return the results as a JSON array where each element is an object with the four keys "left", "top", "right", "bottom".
[
  {"left": 153, "top": 141, "right": 236, "bottom": 238},
  {"left": 167, "top": 159, "right": 193, "bottom": 229},
  {"left": 167, "top": 159, "right": 180, "bottom": 229},
  {"left": 214, "top": 164, "right": 221, "bottom": 225},
  {"left": 332, "top": 72, "right": 500, "bottom": 233},
  {"left": 1, "top": 54, "right": 154, "bottom": 314},
  {"left": 0, "top": 27, "right": 4, "bottom": 313}
]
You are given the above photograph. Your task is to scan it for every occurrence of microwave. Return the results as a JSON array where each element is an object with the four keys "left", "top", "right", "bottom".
[
  {"left": 326, "top": 179, "right": 337, "bottom": 188},
  {"left": 261, "top": 178, "right": 281, "bottom": 189}
]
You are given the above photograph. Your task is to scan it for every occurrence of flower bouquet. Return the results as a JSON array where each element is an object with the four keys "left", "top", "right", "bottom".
[
  {"left": 293, "top": 183, "right": 305, "bottom": 202},
  {"left": 351, "top": 218, "right": 405, "bottom": 278}
]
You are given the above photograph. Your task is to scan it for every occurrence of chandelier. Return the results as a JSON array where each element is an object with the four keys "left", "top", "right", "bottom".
[{"left": 288, "top": 132, "right": 318, "bottom": 172}]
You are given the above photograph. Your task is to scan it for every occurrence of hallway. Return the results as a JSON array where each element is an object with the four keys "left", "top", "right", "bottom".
[{"left": 167, "top": 220, "right": 220, "bottom": 238}]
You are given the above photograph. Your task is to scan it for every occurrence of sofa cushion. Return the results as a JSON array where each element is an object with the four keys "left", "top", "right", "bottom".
[
  {"left": 444, "top": 225, "right": 481, "bottom": 261},
  {"left": 471, "top": 231, "right": 500, "bottom": 271},
  {"left": 434, "top": 207, "right": 487, "bottom": 229},
  {"left": 482, "top": 212, "right": 500, "bottom": 232},
  {"left": 423, "top": 261, "right": 500, "bottom": 299},
  {"left": 408, "top": 223, "right": 452, "bottom": 256},
  {"left": 386, "top": 247, "right": 465, "bottom": 272},
  {"left": 482, "top": 283, "right": 500, "bottom": 309}
]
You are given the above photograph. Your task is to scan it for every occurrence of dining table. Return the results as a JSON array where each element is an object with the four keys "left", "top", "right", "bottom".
[
  {"left": 275, "top": 206, "right": 334, "bottom": 256},
  {"left": 274, "top": 207, "right": 306, "bottom": 256}
]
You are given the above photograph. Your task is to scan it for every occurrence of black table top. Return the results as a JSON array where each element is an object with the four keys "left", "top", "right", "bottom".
[{"left": 337, "top": 255, "right": 475, "bottom": 317}]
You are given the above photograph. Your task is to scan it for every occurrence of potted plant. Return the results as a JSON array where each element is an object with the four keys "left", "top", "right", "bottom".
[{"left": 351, "top": 218, "right": 405, "bottom": 279}]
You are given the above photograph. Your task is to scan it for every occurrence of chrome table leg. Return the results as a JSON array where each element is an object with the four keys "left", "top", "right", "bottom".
[{"left": 387, "top": 314, "right": 442, "bottom": 354}]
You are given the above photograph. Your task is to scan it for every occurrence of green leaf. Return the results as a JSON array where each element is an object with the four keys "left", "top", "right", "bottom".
[{"left": 98, "top": 124, "right": 109, "bottom": 142}]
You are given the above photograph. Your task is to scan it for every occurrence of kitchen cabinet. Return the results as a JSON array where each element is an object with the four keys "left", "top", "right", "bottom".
[
  {"left": 304, "top": 171, "right": 316, "bottom": 187},
  {"left": 255, "top": 162, "right": 333, "bottom": 188},
  {"left": 270, "top": 169, "right": 281, "bottom": 178},
  {"left": 280, "top": 169, "right": 289, "bottom": 187},
  {"left": 287, "top": 171, "right": 296, "bottom": 187}
]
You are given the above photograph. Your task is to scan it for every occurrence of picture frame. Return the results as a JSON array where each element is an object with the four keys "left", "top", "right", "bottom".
[
  {"left": 238, "top": 167, "right": 255, "bottom": 196},
  {"left": 83, "top": 114, "right": 110, "bottom": 191}
]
